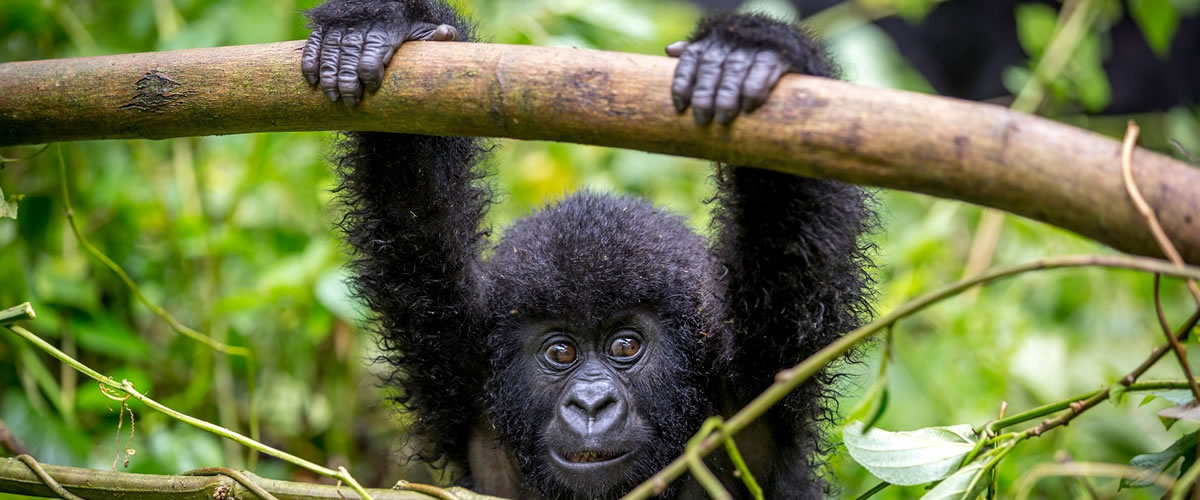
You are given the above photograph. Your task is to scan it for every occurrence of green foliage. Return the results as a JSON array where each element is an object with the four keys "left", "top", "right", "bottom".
[
  {"left": 0, "top": 1, "right": 1197, "bottom": 499},
  {"left": 1130, "top": 0, "right": 1180, "bottom": 56},
  {"left": 843, "top": 422, "right": 977, "bottom": 486},
  {"left": 1123, "top": 432, "right": 1197, "bottom": 489}
]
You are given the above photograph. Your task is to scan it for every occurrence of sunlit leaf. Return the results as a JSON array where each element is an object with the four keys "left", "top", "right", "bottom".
[
  {"left": 0, "top": 186, "right": 18, "bottom": 220},
  {"left": 919, "top": 462, "right": 987, "bottom": 500},
  {"left": 1122, "top": 431, "right": 1197, "bottom": 489},
  {"left": 843, "top": 421, "right": 977, "bottom": 485}
]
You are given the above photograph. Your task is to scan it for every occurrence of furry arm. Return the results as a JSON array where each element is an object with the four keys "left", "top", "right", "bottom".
[{"left": 306, "top": 0, "right": 491, "bottom": 466}]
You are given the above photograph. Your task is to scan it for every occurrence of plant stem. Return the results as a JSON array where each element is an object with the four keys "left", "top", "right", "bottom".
[
  {"left": 987, "top": 379, "right": 1199, "bottom": 433},
  {"left": 0, "top": 303, "right": 34, "bottom": 326},
  {"left": 620, "top": 255, "right": 1200, "bottom": 499},
  {"left": 2, "top": 320, "right": 374, "bottom": 499}
]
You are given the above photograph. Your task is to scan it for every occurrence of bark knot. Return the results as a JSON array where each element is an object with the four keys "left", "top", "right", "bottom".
[{"left": 120, "top": 70, "right": 189, "bottom": 112}]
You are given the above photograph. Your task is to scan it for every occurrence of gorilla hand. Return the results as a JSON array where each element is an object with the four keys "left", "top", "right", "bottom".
[
  {"left": 669, "top": 13, "right": 835, "bottom": 126},
  {"left": 668, "top": 38, "right": 789, "bottom": 126},
  {"left": 302, "top": 13, "right": 457, "bottom": 106}
]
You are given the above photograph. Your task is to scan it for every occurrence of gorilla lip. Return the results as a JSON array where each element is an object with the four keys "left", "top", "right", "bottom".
[
  {"left": 565, "top": 449, "right": 624, "bottom": 463},
  {"left": 551, "top": 448, "right": 630, "bottom": 467}
]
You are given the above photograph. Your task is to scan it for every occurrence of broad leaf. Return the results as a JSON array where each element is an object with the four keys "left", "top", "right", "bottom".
[
  {"left": 1122, "top": 431, "right": 1198, "bottom": 489},
  {"left": 843, "top": 421, "right": 977, "bottom": 485},
  {"left": 1141, "top": 389, "right": 1196, "bottom": 407},
  {"left": 919, "top": 462, "right": 987, "bottom": 500},
  {"left": 1159, "top": 401, "right": 1200, "bottom": 422}
]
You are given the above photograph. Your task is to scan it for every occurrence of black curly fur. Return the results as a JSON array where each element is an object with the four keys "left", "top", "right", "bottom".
[{"left": 316, "top": 1, "right": 874, "bottom": 497}]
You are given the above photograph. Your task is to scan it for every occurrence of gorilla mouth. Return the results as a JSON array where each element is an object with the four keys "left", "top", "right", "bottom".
[{"left": 566, "top": 450, "right": 625, "bottom": 463}]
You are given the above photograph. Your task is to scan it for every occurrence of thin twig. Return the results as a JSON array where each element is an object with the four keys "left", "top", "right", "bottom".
[
  {"left": 1154, "top": 275, "right": 1200, "bottom": 401},
  {"left": 1017, "top": 309, "right": 1200, "bottom": 440},
  {"left": 392, "top": 481, "right": 459, "bottom": 500},
  {"left": 57, "top": 149, "right": 250, "bottom": 357},
  {"left": 852, "top": 481, "right": 889, "bottom": 500},
  {"left": 1122, "top": 121, "right": 1200, "bottom": 307},
  {"left": 2, "top": 319, "right": 374, "bottom": 500},
  {"left": 0, "top": 303, "right": 34, "bottom": 326},
  {"left": 0, "top": 420, "right": 30, "bottom": 457},
  {"left": 184, "top": 467, "right": 278, "bottom": 500},
  {"left": 1013, "top": 461, "right": 1175, "bottom": 500},
  {"left": 57, "top": 147, "right": 260, "bottom": 465},
  {"left": 620, "top": 255, "right": 1200, "bottom": 499}
]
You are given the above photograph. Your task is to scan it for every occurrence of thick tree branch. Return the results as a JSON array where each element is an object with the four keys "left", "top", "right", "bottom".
[
  {"left": 1, "top": 41, "right": 1197, "bottom": 262},
  {"left": 0, "top": 457, "right": 501, "bottom": 500}
]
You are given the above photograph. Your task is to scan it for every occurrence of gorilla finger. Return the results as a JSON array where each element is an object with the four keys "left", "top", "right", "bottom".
[
  {"left": 741, "top": 51, "right": 788, "bottom": 113},
  {"left": 714, "top": 48, "right": 755, "bottom": 125},
  {"left": 665, "top": 41, "right": 688, "bottom": 58},
  {"left": 318, "top": 29, "right": 345, "bottom": 102},
  {"left": 408, "top": 22, "right": 455, "bottom": 41},
  {"left": 359, "top": 24, "right": 401, "bottom": 92},
  {"left": 301, "top": 27, "right": 324, "bottom": 86},
  {"left": 432, "top": 24, "right": 458, "bottom": 41},
  {"left": 690, "top": 42, "right": 732, "bottom": 125},
  {"left": 338, "top": 28, "right": 367, "bottom": 106},
  {"left": 671, "top": 39, "right": 711, "bottom": 113}
]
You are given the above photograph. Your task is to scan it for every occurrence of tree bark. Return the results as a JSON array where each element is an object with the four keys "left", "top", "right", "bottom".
[{"left": 1, "top": 41, "right": 1197, "bottom": 263}]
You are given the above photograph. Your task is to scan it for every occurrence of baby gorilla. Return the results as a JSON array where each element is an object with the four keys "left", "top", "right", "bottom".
[{"left": 303, "top": 1, "right": 874, "bottom": 498}]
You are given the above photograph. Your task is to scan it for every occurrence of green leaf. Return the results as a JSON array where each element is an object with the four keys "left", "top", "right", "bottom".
[
  {"left": 1015, "top": 3, "right": 1060, "bottom": 58},
  {"left": 1122, "top": 431, "right": 1198, "bottom": 489},
  {"left": 1159, "top": 401, "right": 1200, "bottom": 422},
  {"left": 1109, "top": 384, "right": 1128, "bottom": 405},
  {"left": 1141, "top": 389, "right": 1196, "bottom": 406},
  {"left": 919, "top": 462, "right": 987, "bottom": 500},
  {"left": 1129, "top": 0, "right": 1180, "bottom": 58},
  {"left": 0, "top": 186, "right": 18, "bottom": 220},
  {"left": 846, "top": 374, "right": 889, "bottom": 431},
  {"left": 71, "top": 316, "right": 151, "bottom": 361},
  {"left": 1068, "top": 34, "right": 1112, "bottom": 112},
  {"left": 843, "top": 422, "right": 977, "bottom": 486}
]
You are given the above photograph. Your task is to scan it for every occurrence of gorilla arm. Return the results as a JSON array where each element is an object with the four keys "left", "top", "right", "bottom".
[
  {"left": 304, "top": 0, "right": 493, "bottom": 467},
  {"left": 673, "top": 11, "right": 877, "bottom": 493}
]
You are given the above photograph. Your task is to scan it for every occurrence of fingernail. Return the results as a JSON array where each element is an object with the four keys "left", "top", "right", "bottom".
[
  {"left": 693, "top": 107, "right": 713, "bottom": 125},
  {"left": 344, "top": 94, "right": 358, "bottom": 107},
  {"left": 434, "top": 25, "right": 457, "bottom": 41},
  {"left": 715, "top": 108, "right": 734, "bottom": 125},
  {"left": 304, "top": 73, "right": 318, "bottom": 86},
  {"left": 324, "top": 89, "right": 340, "bottom": 102},
  {"left": 673, "top": 95, "right": 688, "bottom": 113}
]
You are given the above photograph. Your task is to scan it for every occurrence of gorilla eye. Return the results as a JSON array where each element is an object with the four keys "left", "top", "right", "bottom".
[
  {"left": 545, "top": 343, "right": 577, "bottom": 366},
  {"left": 608, "top": 337, "right": 642, "bottom": 360}
]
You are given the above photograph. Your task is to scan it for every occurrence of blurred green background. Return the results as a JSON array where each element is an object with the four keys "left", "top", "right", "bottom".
[{"left": 1, "top": 0, "right": 1199, "bottom": 498}]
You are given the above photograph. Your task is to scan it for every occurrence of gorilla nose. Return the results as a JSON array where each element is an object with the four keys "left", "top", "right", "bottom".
[{"left": 561, "top": 380, "right": 627, "bottom": 436}]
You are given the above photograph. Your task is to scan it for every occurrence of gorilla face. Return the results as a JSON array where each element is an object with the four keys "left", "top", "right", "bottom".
[
  {"left": 535, "top": 312, "right": 654, "bottom": 490},
  {"left": 494, "top": 309, "right": 706, "bottom": 499},
  {"left": 480, "top": 194, "right": 722, "bottom": 498}
]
